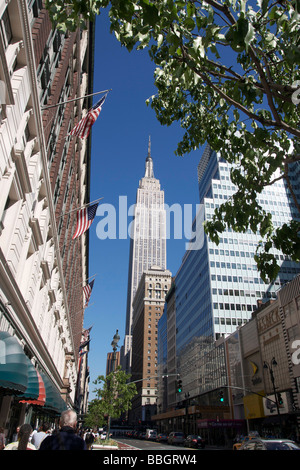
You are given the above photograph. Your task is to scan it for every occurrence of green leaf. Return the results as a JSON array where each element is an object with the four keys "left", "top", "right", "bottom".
[{"left": 141, "top": 1, "right": 159, "bottom": 26}]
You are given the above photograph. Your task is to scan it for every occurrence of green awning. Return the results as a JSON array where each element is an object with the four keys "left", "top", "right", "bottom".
[
  {"left": 40, "top": 371, "right": 67, "bottom": 414},
  {"left": 18, "top": 357, "right": 40, "bottom": 401},
  {"left": 0, "top": 331, "right": 28, "bottom": 395}
]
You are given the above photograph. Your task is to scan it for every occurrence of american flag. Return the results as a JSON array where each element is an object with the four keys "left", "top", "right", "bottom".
[
  {"left": 82, "top": 326, "right": 93, "bottom": 340},
  {"left": 79, "top": 339, "right": 90, "bottom": 351},
  {"left": 72, "top": 203, "right": 98, "bottom": 239},
  {"left": 83, "top": 279, "right": 94, "bottom": 306},
  {"left": 69, "top": 94, "right": 106, "bottom": 139}
]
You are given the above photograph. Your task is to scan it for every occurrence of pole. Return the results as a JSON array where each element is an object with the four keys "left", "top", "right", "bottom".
[
  {"left": 41, "top": 89, "right": 112, "bottom": 110},
  {"left": 107, "top": 330, "right": 120, "bottom": 441},
  {"left": 269, "top": 366, "right": 283, "bottom": 436},
  {"left": 56, "top": 197, "right": 103, "bottom": 221}
]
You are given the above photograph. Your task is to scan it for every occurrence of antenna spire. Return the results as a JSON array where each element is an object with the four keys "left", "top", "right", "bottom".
[{"left": 148, "top": 135, "right": 151, "bottom": 158}]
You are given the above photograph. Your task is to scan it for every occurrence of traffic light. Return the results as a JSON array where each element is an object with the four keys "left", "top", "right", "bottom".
[
  {"left": 176, "top": 379, "right": 182, "bottom": 393},
  {"left": 277, "top": 393, "right": 283, "bottom": 405},
  {"left": 218, "top": 391, "right": 224, "bottom": 402}
]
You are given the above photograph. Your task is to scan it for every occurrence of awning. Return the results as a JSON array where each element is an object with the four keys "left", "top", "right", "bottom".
[
  {"left": 0, "top": 331, "right": 28, "bottom": 395},
  {"left": 40, "top": 371, "right": 67, "bottom": 414},
  {"left": 19, "top": 363, "right": 46, "bottom": 406},
  {"left": 0, "top": 332, "right": 66, "bottom": 412}
]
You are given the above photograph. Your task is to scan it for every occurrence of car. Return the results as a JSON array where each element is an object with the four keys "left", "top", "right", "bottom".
[
  {"left": 168, "top": 432, "right": 185, "bottom": 446},
  {"left": 239, "top": 438, "right": 300, "bottom": 450},
  {"left": 156, "top": 433, "right": 168, "bottom": 443},
  {"left": 146, "top": 430, "right": 157, "bottom": 440},
  {"left": 233, "top": 432, "right": 260, "bottom": 450},
  {"left": 184, "top": 435, "right": 205, "bottom": 449}
]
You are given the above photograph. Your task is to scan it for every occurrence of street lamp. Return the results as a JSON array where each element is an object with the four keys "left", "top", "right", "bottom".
[
  {"left": 263, "top": 357, "right": 282, "bottom": 435},
  {"left": 111, "top": 329, "right": 120, "bottom": 373},
  {"left": 107, "top": 329, "right": 120, "bottom": 440}
]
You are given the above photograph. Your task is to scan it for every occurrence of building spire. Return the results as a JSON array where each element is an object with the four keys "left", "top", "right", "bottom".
[
  {"left": 145, "top": 136, "right": 154, "bottom": 178},
  {"left": 148, "top": 135, "right": 151, "bottom": 158}
]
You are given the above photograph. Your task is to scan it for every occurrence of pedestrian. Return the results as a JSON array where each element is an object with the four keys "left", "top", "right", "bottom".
[
  {"left": 39, "top": 410, "right": 87, "bottom": 450},
  {"left": 3, "top": 424, "right": 36, "bottom": 450},
  {"left": 11, "top": 426, "right": 20, "bottom": 442},
  {"left": 84, "top": 429, "right": 95, "bottom": 450},
  {"left": 31, "top": 422, "right": 51, "bottom": 449},
  {"left": 0, "top": 427, "right": 6, "bottom": 450}
]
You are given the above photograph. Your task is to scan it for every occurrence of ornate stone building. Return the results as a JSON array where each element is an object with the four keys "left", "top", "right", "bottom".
[{"left": 0, "top": 0, "right": 94, "bottom": 437}]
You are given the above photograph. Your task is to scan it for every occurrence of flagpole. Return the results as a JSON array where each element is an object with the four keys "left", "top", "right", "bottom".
[
  {"left": 74, "top": 324, "right": 94, "bottom": 339},
  {"left": 69, "top": 274, "right": 97, "bottom": 291},
  {"left": 56, "top": 197, "right": 103, "bottom": 221},
  {"left": 70, "top": 303, "right": 94, "bottom": 317},
  {"left": 41, "top": 89, "right": 112, "bottom": 110}
]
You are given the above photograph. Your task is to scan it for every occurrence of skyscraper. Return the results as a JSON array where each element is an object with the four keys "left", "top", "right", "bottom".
[
  {"left": 157, "top": 144, "right": 300, "bottom": 418},
  {"left": 123, "top": 139, "right": 167, "bottom": 373}
]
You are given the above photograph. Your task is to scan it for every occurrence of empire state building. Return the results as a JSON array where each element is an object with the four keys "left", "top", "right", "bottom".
[{"left": 123, "top": 140, "right": 167, "bottom": 372}]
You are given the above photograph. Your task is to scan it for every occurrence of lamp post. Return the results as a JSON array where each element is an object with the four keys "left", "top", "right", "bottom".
[
  {"left": 107, "top": 329, "right": 120, "bottom": 440},
  {"left": 111, "top": 329, "right": 120, "bottom": 372},
  {"left": 263, "top": 357, "right": 282, "bottom": 435}
]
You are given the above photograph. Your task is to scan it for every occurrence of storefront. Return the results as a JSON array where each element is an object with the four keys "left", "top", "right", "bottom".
[
  {"left": 0, "top": 331, "right": 67, "bottom": 440},
  {"left": 197, "top": 418, "right": 246, "bottom": 446}
]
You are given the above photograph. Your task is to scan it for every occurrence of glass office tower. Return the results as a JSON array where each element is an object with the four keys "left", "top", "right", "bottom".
[{"left": 174, "top": 144, "right": 300, "bottom": 397}]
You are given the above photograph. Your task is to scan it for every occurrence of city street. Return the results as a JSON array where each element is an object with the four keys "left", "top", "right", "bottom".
[{"left": 107, "top": 438, "right": 222, "bottom": 451}]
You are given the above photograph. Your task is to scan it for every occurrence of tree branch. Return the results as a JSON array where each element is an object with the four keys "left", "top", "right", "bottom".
[{"left": 180, "top": 47, "right": 300, "bottom": 138}]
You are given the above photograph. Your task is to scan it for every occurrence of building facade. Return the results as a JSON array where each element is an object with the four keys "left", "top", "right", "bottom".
[
  {"left": 123, "top": 141, "right": 167, "bottom": 373},
  {"left": 154, "top": 144, "right": 300, "bottom": 443},
  {"left": 0, "top": 0, "right": 93, "bottom": 438},
  {"left": 155, "top": 275, "right": 300, "bottom": 444},
  {"left": 175, "top": 145, "right": 300, "bottom": 396},
  {"left": 130, "top": 266, "right": 172, "bottom": 425},
  {"left": 106, "top": 351, "right": 120, "bottom": 376}
]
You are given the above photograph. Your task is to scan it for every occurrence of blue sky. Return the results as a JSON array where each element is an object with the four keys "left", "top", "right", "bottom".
[{"left": 84, "top": 11, "right": 206, "bottom": 398}]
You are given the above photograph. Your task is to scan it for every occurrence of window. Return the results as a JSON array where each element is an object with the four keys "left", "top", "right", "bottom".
[{"left": 0, "top": 9, "right": 12, "bottom": 49}]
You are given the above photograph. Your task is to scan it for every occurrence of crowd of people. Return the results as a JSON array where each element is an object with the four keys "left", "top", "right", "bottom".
[{"left": 0, "top": 410, "right": 96, "bottom": 451}]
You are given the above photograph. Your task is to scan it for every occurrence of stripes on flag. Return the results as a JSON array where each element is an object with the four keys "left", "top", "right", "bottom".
[
  {"left": 79, "top": 339, "right": 90, "bottom": 351},
  {"left": 72, "top": 203, "right": 98, "bottom": 239},
  {"left": 83, "top": 279, "right": 94, "bottom": 306},
  {"left": 69, "top": 94, "right": 106, "bottom": 139}
]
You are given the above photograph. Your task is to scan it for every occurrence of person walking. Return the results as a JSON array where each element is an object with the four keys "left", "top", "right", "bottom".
[
  {"left": 3, "top": 424, "right": 36, "bottom": 450},
  {"left": 84, "top": 429, "right": 95, "bottom": 450},
  {"left": 39, "top": 410, "right": 86, "bottom": 450},
  {"left": 31, "top": 422, "right": 51, "bottom": 449},
  {"left": 0, "top": 427, "right": 6, "bottom": 450},
  {"left": 11, "top": 426, "right": 20, "bottom": 443}
]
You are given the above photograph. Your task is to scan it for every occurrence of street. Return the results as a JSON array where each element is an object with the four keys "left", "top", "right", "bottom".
[{"left": 111, "top": 437, "right": 222, "bottom": 451}]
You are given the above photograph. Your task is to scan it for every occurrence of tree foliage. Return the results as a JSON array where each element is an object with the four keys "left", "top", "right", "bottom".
[
  {"left": 84, "top": 367, "right": 137, "bottom": 429},
  {"left": 45, "top": 0, "right": 300, "bottom": 281}
]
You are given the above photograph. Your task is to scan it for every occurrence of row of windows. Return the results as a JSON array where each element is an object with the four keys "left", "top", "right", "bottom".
[
  {"left": 209, "top": 247, "right": 290, "bottom": 261},
  {"left": 213, "top": 302, "right": 257, "bottom": 312},
  {"left": 212, "top": 287, "right": 276, "bottom": 298},
  {"left": 210, "top": 260, "right": 257, "bottom": 272},
  {"left": 214, "top": 317, "right": 249, "bottom": 326}
]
